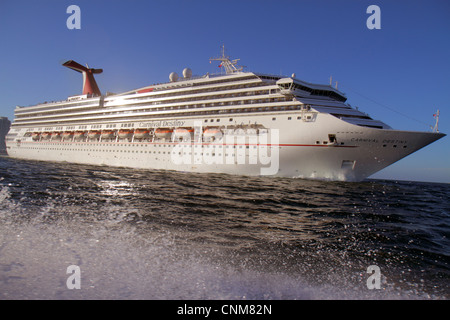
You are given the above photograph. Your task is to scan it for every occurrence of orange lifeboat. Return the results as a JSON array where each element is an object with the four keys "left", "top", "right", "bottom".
[
  {"left": 32, "top": 132, "right": 41, "bottom": 141},
  {"left": 101, "top": 130, "right": 116, "bottom": 139},
  {"left": 154, "top": 128, "right": 173, "bottom": 139},
  {"left": 74, "top": 131, "right": 86, "bottom": 141},
  {"left": 41, "top": 132, "right": 52, "bottom": 140},
  {"left": 88, "top": 130, "right": 101, "bottom": 139},
  {"left": 134, "top": 129, "right": 150, "bottom": 139},
  {"left": 62, "top": 131, "right": 74, "bottom": 141},
  {"left": 52, "top": 132, "right": 62, "bottom": 140},
  {"left": 203, "top": 127, "right": 222, "bottom": 141},
  {"left": 173, "top": 127, "right": 194, "bottom": 141},
  {"left": 174, "top": 127, "right": 194, "bottom": 133},
  {"left": 118, "top": 129, "right": 133, "bottom": 139}
]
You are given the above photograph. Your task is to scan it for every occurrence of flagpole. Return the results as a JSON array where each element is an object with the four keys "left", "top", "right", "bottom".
[
  {"left": 436, "top": 109, "right": 439, "bottom": 133},
  {"left": 433, "top": 109, "right": 440, "bottom": 133}
]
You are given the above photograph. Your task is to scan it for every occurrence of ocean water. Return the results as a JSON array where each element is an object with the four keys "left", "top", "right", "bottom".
[{"left": 0, "top": 155, "right": 449, "bottom": 300}]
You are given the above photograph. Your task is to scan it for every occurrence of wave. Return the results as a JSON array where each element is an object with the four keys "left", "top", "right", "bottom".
[{"left": 0, "top": 157, "right": 449, "bottom": 299}]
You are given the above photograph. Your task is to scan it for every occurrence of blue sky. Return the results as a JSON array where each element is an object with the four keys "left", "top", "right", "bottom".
[{"left": 0, "top": 0, "right": 449, "bottom": 183}]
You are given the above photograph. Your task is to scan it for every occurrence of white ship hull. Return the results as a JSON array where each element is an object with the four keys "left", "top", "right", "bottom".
[{"left": 6, "top": 112, "right": 444, "bottom": 181}]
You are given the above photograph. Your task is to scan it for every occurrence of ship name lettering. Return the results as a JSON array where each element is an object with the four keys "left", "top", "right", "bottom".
[
  {"left": 138, "top": 120, "right": 185, "bottom": 128},
  {"left": 139, "top": 121, "right": 161, "bottom": 128},
  {"left": 382, "top": 139, "right": 407, "bottom": 144},
  {"left": 162, "top": 120, "right": 185, "bottom": 127}
]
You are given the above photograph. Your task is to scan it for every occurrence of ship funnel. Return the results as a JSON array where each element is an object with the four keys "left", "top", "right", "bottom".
[{"left": 62, "top": 60, "right": 103, "bottom": 96}]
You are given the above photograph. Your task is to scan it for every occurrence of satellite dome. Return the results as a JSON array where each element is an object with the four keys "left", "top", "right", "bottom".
[
  {"left": 291, "top": 73, "right": 296, "bottom": 78},
  {"left": 183, "top": 68, "right": 192, "bottom": 79},
  {"left": 169, "top": 72, "right": 179, "bottom": 82}
]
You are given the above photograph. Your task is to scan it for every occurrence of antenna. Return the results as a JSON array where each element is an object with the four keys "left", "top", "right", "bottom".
[{"left": 209, "top": 45, "right": 243, "bottom": 74}]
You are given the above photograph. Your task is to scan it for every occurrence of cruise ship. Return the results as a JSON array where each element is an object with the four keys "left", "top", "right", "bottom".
[{"left": 5, "top": 50, "right": 445, "bottom": 181}]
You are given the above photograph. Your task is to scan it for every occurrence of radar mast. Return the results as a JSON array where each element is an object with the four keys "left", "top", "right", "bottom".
[{"left": 209, "top": 45, "right": 243, "bottom": 74}]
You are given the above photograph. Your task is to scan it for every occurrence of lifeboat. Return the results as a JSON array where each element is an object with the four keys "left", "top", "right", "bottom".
[
  {"left": 101, "top": 130, "right": 116, "bottom": 139},
  {"left": 51, "top": 132, "right": 62, "bottom": 140},
  {"left": 203, "top": 127, "right": 222, "bottom": 141},
  {"left": 41, "top": 132, "right": 52, "bottom": 140},
  {"left": 154, "top": 128, "right": 173, "bottom": 139},
  {"left": 88, "top": 130, "right": 101, "bottom": 140},
  {"left": 31, "top": 132, "right": 41, "bottom": 141},
  {"left": 173, "top": 127, "right": 194, "bottom": 141},
  {"left": 134, "top": 129, "right": 150, "bottom": 139},
  {"left": 73, "top": 131, "right": 86, "bottom": 141},
  {"left": 62, "top": 132, "right": 74, "bottom": 141},
  {"left": 118, "top": 129, "right": 133, "bottom": 139}
]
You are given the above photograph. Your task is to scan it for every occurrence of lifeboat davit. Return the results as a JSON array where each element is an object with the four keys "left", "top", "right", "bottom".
[{"left": 154, "top": 128, "right": 173, "bottom": 139}]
